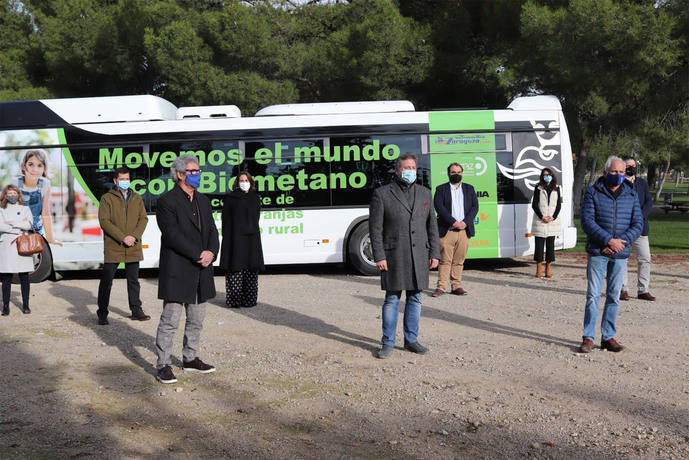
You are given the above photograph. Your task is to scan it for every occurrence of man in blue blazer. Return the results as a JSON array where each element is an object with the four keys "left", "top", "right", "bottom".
[
  {"left": 620, "top": 157, "right": 655, "bottom": 301},
  {"left": 432, "top": 163, "right": 479, "bottom": 296}
]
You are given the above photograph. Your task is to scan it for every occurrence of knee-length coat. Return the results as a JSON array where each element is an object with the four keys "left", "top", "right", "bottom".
[{"left": 369, "top": 181, "right": 440, "bottom": 291}]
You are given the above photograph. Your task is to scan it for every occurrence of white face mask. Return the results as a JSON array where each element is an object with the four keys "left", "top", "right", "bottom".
[{"left": 239, "top": 182, "right": 250, "bottom": 192}]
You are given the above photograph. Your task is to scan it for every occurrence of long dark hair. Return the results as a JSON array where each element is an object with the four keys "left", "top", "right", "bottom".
[
  {"left": 232, "top": 171, "right": 257, "bottom": 192},
  {"left": 538, "top": 168, "right": 557, "bottom": 191}
]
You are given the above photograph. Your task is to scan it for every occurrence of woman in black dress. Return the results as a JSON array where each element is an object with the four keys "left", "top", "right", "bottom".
[{"left": 219, "top": 171, "right": 265, "bottom": 308}]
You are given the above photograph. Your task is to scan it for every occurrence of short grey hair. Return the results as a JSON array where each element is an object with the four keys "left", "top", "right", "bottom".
[
  {"left": 395, "top": 153, "right": 417, "bottom": 170},
  {"left": 604, "top": 155, "right": 624, "bottom": 173},
  {"left": 171, "top": 154, "right": 200, "bottom": 182}
]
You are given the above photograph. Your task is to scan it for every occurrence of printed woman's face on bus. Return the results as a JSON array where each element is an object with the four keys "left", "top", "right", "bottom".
[
  {"left": 238, "top": 174, "right": 250, "bottom": 184},
  {"left": 6, "top": 189, "right": 19, "bottom": 198},
  {"left": 24, "top": 156, "right": 46, "bottom": 178}
]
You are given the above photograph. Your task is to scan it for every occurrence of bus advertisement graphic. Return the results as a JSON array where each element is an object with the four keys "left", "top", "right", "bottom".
[{"left": 428, "top": 111, "right": 499, "bottom": 258}]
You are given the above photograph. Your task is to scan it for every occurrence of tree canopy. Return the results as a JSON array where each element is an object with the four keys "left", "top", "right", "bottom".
[{"left": 1, "top": 0, "right": 687, "bottom": 200}]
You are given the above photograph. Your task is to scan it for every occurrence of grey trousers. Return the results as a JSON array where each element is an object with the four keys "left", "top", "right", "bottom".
[
  {"left": 155, "top": 301, "right": 206, "bottom": 369},
  {"left": 622, "top": 235, "right": 652, "bottom": 295}
]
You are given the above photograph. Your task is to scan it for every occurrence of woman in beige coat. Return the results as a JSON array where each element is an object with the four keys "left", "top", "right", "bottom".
[
  {"left": 531, "top": 168, "right": 562, "bottom": 278},
  {"left": 0, "top": 184, "right": 35, "bottom": 315}
]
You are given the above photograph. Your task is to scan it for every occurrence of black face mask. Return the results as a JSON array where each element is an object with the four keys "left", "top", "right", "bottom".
[
  {"left": 6, "top": 196, "right": 19, "bottom": 205},
  {"left": 625, "top": 165, "right": 636, "bottom": 177},
  {"left": 449, "top": 174, "right": 462, "bottom": 184}
]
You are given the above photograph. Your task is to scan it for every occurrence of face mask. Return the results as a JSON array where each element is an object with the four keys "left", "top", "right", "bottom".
[
  {"left": 185, "top": 172, "right": 201, "bottom": 189},
  {"left": 449, "top": 174, "right": 462, "bottom": 184},
  {"left": 117, "top": 180, "right": 131, "bottom": 191},
  {"left": 625, "top": 166, "right": 636, "bottom": 177},
  {"left": 543, "top": 175, "right": 553, "bottom": 183},
  {"left": 605, "top": 173, "right": 625, "bottom": 187},
  {"left": 7, "top": 195, "right": 19, "bottom": 205},
  {"left": 400, "top": 170, "right": 417, "bottom": 184},
  {"left": 239, "top": 182, "right": 250, "bottom": 192}
]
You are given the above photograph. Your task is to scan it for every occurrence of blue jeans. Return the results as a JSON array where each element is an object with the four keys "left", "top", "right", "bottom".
[
  {"left": 381, "top": 290, "right": 422, "bottom": 346},
  {"left": 583, "top": 255, "right": 627, "bottom": 341}
]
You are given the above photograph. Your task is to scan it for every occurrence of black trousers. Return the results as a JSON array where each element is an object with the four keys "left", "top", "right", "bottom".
[
  {"left": 225, "top": 270, "right": 259, "bottom": 307},
  {"left": 534, "top": 236, "right": 555, "bottom": 263},
  {"left": 1, "top": 272, "right": 30, "bottom": 306},
  {"left": 97, "top": 262, "right": 142, "bottom": 318}
]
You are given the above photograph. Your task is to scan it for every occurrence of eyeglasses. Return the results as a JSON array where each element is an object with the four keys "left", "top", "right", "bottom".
[{"left": 185, "top": 169, "right": 201, "bottom": 174}]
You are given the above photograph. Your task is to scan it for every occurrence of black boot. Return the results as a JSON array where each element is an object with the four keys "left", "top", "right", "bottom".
[
  {"left": 22, "top": 299, "right": 30, "bottom": 314},
  {"left": 2, "top": 304, "right": 8, "bottom": 316}
]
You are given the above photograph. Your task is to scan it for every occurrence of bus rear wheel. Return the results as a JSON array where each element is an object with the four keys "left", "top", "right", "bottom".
[{"left": 347, "top": 223, "right": 378, "bottom": 276}]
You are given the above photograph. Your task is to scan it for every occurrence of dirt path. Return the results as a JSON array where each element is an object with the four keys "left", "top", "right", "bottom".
[{"left": 1, "top": 254, "right": 688, "bottom": 459}]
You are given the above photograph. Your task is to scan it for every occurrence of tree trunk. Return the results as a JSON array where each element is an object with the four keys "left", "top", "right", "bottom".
[
  {"left": 572, "top": 146, "right": 589, "bottom": 216},
  {"left": 586, "top": 149, "right": 600, "bottom": 187},
  {"left": 654, "top": 153, "right": 672, "bottom": 202}
]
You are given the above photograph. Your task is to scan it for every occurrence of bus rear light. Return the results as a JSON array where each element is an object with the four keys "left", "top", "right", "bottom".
[
  {"left": 142, "top": 244, "right": 149, "bottom": 249},
  {"left": 322, "top": 239, "right": 329, "bottom": 243},
  {"left": 525, "top": 233, "right": 532, "bottom": 237}
]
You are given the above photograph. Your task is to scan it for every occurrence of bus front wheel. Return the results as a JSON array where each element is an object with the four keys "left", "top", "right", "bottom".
[
  {"left": 347, "top": 223, "right": 378, "bottom": 276},
  {"left": 29, "top": 244, "right": 53, "bottom": 283}
]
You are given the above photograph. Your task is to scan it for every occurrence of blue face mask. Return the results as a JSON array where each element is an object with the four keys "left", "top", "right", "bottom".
[
  {"left": 543, "top": 175, "right": 552, "bottom": 183},
  {"left": 605, "top": 173, "right": 625, "bottom": 187},
  {"left": 117, "top": 180, "right": 131, "bottom": 191},
  {"left": 400, "top": 170, "right": 417, "bottom": 184},
  {"left": 185, "top": 173, "right": 201, "bottom": 189}
]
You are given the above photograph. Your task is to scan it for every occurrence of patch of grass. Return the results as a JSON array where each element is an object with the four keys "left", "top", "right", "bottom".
[{"left": 566, "top": 207, "right": 689, "bottom": 253}]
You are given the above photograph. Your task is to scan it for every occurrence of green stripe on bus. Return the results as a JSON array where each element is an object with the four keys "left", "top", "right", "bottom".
[{"left": 429, "top": 111, "right": 495, "bottom": 131}]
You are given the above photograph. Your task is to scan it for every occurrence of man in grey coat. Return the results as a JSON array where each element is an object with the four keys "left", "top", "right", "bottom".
[{"left": 369, "top": 153, "right": 440, "bottom": 359}]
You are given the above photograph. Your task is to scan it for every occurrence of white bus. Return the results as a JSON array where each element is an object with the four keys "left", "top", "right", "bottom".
[{"left": 0, "top": 94, "right": 576, "bottom": 281}]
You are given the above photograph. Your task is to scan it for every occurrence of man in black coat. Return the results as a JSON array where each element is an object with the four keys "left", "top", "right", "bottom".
[
  {"left": 620, "top": 156, "right": 655, "bottom": 301},
  {"left": 154, "top": 154, "right": 219, "bottom": 384},
  {"left": 432, "top": 162, "right": 479, "bottom": 296},
  {"left": 369, "top": 153, "right": 440, "bottom": 359}
]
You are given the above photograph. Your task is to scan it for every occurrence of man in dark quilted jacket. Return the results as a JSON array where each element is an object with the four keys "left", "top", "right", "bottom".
[{"left": 578, "top": 156, "right": 643, "bottom": 353}]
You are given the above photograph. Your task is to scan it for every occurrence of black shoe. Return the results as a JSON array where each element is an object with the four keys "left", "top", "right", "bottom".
[
  {"left": 182, "top": 357, "right": 216, "bottom": 374},
  {"left": 156, "top": 365, "right": 178, "bottom": 384},
  {"left": 2, "top": 304, "right": 8, "bottom": 316},
  {"left": 130, "top": 308, "right": 151, "bottom": 321},
  {"left": 22, "top": 304, "right": 31, "bottom": 314},
  {"left": 404, "top": 341, "right": 428, "bottom": 354},
  {"left": 98, "top": 316, "right": 109, "bottom": 325},
  {"left": 376, "top": 345, "right": 393, "bottom": 359}
]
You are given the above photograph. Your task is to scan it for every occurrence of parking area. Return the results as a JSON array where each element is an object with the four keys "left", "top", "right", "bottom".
[{"left": 1, "top": 254, "right": 688, "bottom": 458}]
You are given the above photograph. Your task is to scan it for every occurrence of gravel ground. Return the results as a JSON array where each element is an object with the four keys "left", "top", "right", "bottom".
[{"left": 0, "top": 253, "right": 688, "bottom": 459}]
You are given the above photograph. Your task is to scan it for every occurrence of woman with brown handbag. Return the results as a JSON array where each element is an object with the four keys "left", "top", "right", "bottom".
[{"left": 0, "top": 184, "right": 35, "bottom": 315}]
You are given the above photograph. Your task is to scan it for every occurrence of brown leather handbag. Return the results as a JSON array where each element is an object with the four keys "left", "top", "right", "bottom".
[{"left": 13, "top": 224, "right": 45, "bottom": 256}]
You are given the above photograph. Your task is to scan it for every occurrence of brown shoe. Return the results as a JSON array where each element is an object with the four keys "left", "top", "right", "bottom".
[
  {"left": 579, "top": 338, "right": 594, "bottom": 353},
  {"left": 130, "top": 308, "right": 151, "bottom": 321},
  {"left": 619, "top": 291, "right": 630, "bottom": 301},
  {"left": 601, "top": 338, "right": 624, "bottom": 352},
  {"left": 431, "top": 288, "right": 445, "bottom": 297},
  {"left": 451, "top": 287, "right": 468, "bottom": 295},
  {"left": 637, "top": 292, "right": 656, "bottom": 301}
]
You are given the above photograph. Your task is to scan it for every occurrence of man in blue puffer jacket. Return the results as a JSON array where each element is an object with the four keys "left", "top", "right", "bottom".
[{"left": 579, "top": 156, "right": 643, "bottom": 353}]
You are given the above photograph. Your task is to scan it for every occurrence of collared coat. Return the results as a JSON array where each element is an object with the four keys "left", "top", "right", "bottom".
[
  {"left": 530, "top": 185, "right": 562, "bottom": 238},
  {"left": 581, "top": 177, "right": 643, "bottom": 259},
  {"left": 0, "top": 203, "right": 35, "bottom": 273},
  {"left": 369, "top": 181, "right": 440, "bottom": 291},
  {"left": 434, "top": 181, "right": 479, "bottom": 238},
  {"left": 156, "top": 184, "right": 219, "bottom": 304},
  {"left": 98, "top": 187, "right": 148, "bottom": 263}
]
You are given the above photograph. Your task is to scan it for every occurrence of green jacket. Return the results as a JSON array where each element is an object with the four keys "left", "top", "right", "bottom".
[{"left": 98, "top": 187, "right": 148, "bottom": 263}]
